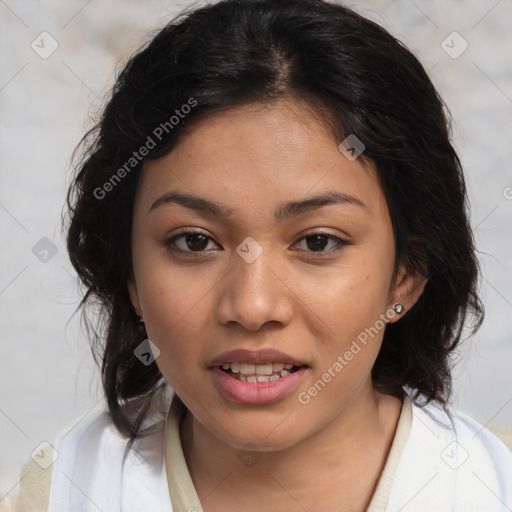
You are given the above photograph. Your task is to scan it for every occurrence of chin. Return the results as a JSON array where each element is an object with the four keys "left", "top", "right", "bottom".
[{"left": 203, "top": 408, "right": 309, "bottom": 452}]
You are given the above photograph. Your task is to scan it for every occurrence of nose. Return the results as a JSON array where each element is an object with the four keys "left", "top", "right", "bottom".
[{"left": 215, "top": 247, "right": 294, "bottom": 332}]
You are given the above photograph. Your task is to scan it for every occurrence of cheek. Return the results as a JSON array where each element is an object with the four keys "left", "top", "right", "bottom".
[
  {"left": 143, "top": 280, "right": 210, "bottom": 358},
  {"left": 140, "top": 274, "right": 211, "bottom": 396},
  {"left": 297, "top": 254, "right": 393, "bottom": 336},
  {"left": 133, "top": 248, "right": 214, "bottom": 363}
]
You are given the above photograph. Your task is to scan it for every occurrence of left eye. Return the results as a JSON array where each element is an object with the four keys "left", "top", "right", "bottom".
[
  {"left": 294, "top": 233, "right": 346, "bottom": 253},
  {"left": 164, "top": 231, "right": 347, "bottom": 255}
]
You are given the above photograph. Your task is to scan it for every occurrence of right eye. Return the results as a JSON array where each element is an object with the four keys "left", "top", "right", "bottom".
[{"left": 163, "top": 230, "right": 221, "bottom": 256}]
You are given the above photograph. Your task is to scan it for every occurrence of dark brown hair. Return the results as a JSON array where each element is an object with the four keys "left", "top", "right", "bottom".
[{"left": 65, "top": 0, "right": 484, "bottom": 443}]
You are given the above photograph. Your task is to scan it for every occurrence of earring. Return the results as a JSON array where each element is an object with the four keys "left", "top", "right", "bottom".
[
  {"left": 138, "top": 317, "right": 145, "bottom": 325},
  {"left": 393, "top": 303, "right": 404, "bottom": 314}
]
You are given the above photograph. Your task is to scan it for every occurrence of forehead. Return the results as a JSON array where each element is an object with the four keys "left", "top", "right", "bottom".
[{"left": 136, "top": 100, "right": 388, "bottom": 220}]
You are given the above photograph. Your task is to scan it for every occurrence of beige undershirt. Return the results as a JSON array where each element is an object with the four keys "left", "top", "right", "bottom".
[
  {"left": 8, "top": 392, "right": 413, "bottom": 512},
  {"left": 165, "top": 392, "right": 413, "bottom": 512}
]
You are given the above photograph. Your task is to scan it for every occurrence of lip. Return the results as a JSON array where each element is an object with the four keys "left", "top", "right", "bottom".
[
  {"left": 210, "top": 348, "right": 306, "bottom": 366},
  {"left": 211, "top": 365, "right": 307, "bottom": 405}
]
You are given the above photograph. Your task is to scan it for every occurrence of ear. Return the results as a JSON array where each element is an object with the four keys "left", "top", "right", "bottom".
[
  {"left": 386, "top": 263, "right": 427, "bottom": 323},
  {"left": 128, "top": 279, "right": 143, "bottom": 319}
]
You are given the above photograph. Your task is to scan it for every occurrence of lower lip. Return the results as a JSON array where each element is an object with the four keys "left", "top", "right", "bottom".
[{"left": 211, "top": 366, "right": 307, "bottom": 405}]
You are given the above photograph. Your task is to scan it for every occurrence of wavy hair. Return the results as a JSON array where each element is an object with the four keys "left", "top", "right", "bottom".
[{"left": 65, "top": 0, "right": 484, "bottom": 442}]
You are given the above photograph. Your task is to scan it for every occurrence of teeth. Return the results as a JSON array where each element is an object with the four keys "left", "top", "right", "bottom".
[
  {"left": 255, "top": 363, "right": 273, "bottom": 375},
  {"left": 219, "top": 361, "right": 302, "bottom": 382},
  {"left": 240, "top": 363, "right": 256, "bottom": 375},
  {"left": 220, "top": 362, "right": 296, "bottom": 374},
  {"left": 230, "top": 369, "right": 298, "bottom": 383}
]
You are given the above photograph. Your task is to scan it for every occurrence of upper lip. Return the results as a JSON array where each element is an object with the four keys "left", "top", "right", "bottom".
[{"left": 210, "top": 348, "right": 306, "bottom": 366}]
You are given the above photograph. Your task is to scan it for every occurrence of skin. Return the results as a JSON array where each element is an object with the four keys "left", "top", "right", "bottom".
[{"left": 128, "top": 99, "right": 427, "bottom": 512}]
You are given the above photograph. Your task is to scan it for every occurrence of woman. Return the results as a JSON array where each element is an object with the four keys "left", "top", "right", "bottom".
[{"left": 12, "top": 0, "right": 512, "bottom": 510}]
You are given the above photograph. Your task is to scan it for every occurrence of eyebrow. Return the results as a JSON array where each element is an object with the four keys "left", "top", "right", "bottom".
[{"left": 149, "top": 190, "right": 369, "bottom": 222}]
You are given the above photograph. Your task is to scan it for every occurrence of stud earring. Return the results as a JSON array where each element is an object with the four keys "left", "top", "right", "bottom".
[
  {"left": 138, "top": 317, "right": 145, "bottom": 325},
  {"left": 393, "top": 303, "right": 404, "bottom": 314}
]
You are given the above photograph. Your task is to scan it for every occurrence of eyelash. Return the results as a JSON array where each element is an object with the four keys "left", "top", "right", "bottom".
[{"left": 163, "top": 230, "right": 349, "bottom": 258}]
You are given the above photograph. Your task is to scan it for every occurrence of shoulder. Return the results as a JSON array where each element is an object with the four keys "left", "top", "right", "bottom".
[
  {"left": 487, "top": 423, "right": 512, "bottom": 451},
  {"left": 7, "top": 452, "right": 54, "bottom": 512},
  {"left": 47, "top": 383, "right": 174, "bottom": 511},
  {"left": 12, "top": 382, "right": 175, "bottom": 512},
  {"left": 413, "top": 393, "right": 512, "bottom": 468},
  {"left": 52, "top": 380, "right": 174, "bottom": 459},
  {"left": 8, "top": 404, "right": 118, "bottom": 512},
  {"left": 5, "top": 406, "right": 109, "bottom": 512},
  {"left": 385, "top": 389, "right": 512, "bottom": 511}
]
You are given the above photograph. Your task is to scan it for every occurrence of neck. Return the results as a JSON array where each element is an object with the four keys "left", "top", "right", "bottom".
[{"left": 180, "top": 382, "right": 403, "bottom": 512}]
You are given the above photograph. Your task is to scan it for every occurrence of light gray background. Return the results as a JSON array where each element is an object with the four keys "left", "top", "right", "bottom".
[{"left": 1, "top": 0, "right": 511, "bottom": 501}]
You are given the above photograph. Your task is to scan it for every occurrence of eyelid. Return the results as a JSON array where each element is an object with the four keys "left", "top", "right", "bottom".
[
  {"left": 164, "top": 228, "right": 220, "bottom": 255},
  {"left": 292, "top": 231, "right": 349, "bottom": 255},
  {"left": 163, "top": 229, "right": 349, "bottom": 257}
]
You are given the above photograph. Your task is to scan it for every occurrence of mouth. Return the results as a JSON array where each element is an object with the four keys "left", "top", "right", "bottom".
[
  {"left": 217, "top": 362, "right": 305, "bottom": 383},
  {"left": 209, "top": 349, "right": 309, "bottom": 405}
]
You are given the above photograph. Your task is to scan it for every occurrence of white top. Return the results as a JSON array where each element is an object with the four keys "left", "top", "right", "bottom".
[
  {"left": 387, "top": 393, "right": 512, "bottom": 510},
  {"left": 10, "top": 383, "right": 512, "bottom": 512}
]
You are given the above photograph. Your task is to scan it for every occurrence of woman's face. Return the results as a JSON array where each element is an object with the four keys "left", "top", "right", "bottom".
[{"left": 128, "top": 99, "right": 425, "bottom": 450}]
